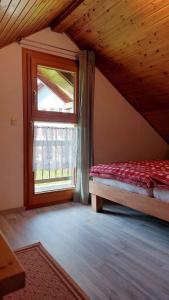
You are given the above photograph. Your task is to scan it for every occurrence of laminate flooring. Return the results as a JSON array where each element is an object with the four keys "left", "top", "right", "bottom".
[{"left": 1, "top": 202, "right": 169, "bottom": 300}]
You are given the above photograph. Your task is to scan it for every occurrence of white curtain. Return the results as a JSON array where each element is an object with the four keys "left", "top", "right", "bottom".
[{"left": 33, "top": 126, "right": 77, "bottom": 172}]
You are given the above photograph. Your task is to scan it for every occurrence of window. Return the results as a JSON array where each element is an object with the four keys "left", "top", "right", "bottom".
[
  {"left": 33, "top": 122, "right": 77, "bottom": 194},
  {"left": 37, "top": 66, "right": 75, "bottom": 113}
]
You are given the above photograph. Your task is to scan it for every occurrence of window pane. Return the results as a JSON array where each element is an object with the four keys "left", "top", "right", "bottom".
[
  {"left": 33, "top": 122, "right": 77, "bottom": 194},
  {"left": 37, "top": 65, "right": 75, "bottom": 113}
]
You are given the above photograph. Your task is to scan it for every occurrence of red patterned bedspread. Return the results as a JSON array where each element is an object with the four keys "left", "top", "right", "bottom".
[{"left": 90, "top": 160, "right": 169, "bottom": 188}]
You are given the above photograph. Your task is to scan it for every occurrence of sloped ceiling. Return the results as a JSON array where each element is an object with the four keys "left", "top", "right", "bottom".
[
  {"left": 0, "top": 0, "right": 75, "bottom": 48},
  {"left": 52, "top": 0, "right": 169, "bottom": 143},
  {"left": 0, "top": 0, "right": 169, "bottom": 142}
]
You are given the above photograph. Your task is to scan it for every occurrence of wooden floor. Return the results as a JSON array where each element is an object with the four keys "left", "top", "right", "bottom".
[{"left": 1, "top": 202, "right": 169, "bottom": 300}]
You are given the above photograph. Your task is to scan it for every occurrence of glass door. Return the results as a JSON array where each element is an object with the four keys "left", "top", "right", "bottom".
[{"left": 23, "top": 49, "right": 78, "bottom": 208}]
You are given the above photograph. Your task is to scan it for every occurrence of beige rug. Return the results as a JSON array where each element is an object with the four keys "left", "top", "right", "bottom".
[{"left": 4, "top": 242, "right": 91, "bottom": 300}]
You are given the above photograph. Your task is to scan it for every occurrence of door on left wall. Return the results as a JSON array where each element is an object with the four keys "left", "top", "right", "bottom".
[{"left": 23, "top": 49, "right": 78, "bottom": 208}]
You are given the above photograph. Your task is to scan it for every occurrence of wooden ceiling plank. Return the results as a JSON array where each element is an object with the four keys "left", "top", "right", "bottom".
[
  {"left": 53, "top": 0, "right": 93, "bottom": 34},
  {"left": 69, "top": 1, "right": 169, "bottom": 47},
  {"left": 51, "top": 0, "right": 85, "bottom": 33},
  {"left": 103, "top": 45, "right": 169, "bottom": 68},
  {"left": 67, "top": 0, "right": 127, "bottom": 38},
  {"left": 68, "top": 0, "right": 147, "bottom": 40},
  {"left": 20, "top": 0, "right": 71, "bottom": 40},
  {"left": 25, "top": 0, "right": 72, "bottom": 38},
  {"left": 0, "top": 0, "right": 12, "bottom": 21},
  {"left": 92, "top": 22, "right": 169, "bottom": 57},
  {"left": 34, "top": 0, "right": 72, "bottom": 30},
  {"left": 0, "top": 0, "right": 30, "bottom": 40},
  {"left": 70, "top": 6, "right": 169, "bottom": 61},
  {"left": 13, "top": 0, "right": 54, "bottom": 38},
  {"left": 2, "top": 0, "right": 51, "bottom": 46},
  {"left": 96, "top": 57, "right": 169, "bottom": 113},
  {"left": 96, "top": 22, "right": 169, "bottom": 61},
  {"left": 0, "top": 0, "right": 21, "bottom": 36},
  {"left": 0, "top": 0, "right": 39, "bottom": 46},
  {"left": 85, "top": 9, "right": 168, "bottom": 51},
  {"left": 2, "top": 0, "right": 73, "bottom": 47}
]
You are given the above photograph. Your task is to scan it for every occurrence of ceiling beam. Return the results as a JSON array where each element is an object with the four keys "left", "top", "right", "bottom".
[{"left": 51, "top": 0, "right": 85, "bottom": 33}]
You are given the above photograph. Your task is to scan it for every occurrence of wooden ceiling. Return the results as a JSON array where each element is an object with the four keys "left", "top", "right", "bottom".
[
  {"left": 53, "top": 0, "right": 169, "bottom": 143},
  {"left": 0, "top": 0, "right": 169, "bottom": 142},
  {"left": 0, "top": 0, "right": 74, "bottom": 48}
]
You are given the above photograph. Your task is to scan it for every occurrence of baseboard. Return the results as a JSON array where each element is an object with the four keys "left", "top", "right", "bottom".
[
  {"left": 25, "top": 199, "right": 72, "bottom": 210},
  {"left": 0, "top": 207, "right": 25, "bottom": 215}
]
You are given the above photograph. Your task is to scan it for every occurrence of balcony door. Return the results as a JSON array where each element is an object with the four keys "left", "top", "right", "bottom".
[{"left": 23, "top": 49, "right": 78, "bottom": 208}]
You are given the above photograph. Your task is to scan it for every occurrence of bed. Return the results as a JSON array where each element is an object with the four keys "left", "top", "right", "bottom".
[{"left": 89, "top": 160, "right": 169, "bottom": 222}]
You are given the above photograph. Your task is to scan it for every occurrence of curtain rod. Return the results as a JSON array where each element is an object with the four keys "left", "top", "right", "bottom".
[{"left": 19, "top": 38, "right": 79, "bottom": 54}]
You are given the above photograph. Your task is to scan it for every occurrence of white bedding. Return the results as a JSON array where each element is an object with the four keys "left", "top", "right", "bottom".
[
  {"left": 153, "top": 187, "right": 169, "bottom": 203},
  {"left": 93, "top": 177, "right": 153, "bottom": 197},
  {"left": 93, "top": 177, "right": 169, "bottom": 203}
]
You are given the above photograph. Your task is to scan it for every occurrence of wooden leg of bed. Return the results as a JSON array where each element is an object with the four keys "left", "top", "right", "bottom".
[{"left": 91, "top": 194, "right": 103, "bottom": 212}]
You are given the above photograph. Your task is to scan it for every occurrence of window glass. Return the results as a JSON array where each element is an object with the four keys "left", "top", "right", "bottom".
[
  {"left": 37, "top": 65, "right": 75, "bottom": 113},
  {"left": 33, "top": 122, "right": 77, "bottom": 194}
]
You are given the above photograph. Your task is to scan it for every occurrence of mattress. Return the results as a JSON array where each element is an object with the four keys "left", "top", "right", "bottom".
[
  {"left": 93, "top": 177, "right": 169, "bottom": 203},
  {"left": 153, "top": 187, "right": 169, "bottom": 203},
  {"left": 93, "top": 177, "right": 153, "bottom": 197}
]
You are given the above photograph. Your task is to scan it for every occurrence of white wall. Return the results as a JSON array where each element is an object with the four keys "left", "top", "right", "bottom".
[
  {"left": 0, "top": 44, "right": 23, "bottom": 211},
  {"left": 0, "top": 27, "right": 168, "bottom": 210},
  {"left": 94, "top": 69, "right": 169, "bottom": 163}
]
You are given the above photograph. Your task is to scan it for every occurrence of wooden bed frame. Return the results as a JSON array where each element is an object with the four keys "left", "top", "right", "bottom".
[{"left": 89, "top": 180, "right": 169, "bottom": 222}]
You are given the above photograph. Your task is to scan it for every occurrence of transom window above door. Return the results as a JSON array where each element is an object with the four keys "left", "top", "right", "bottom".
[
  {"left": 37, "top": 65, "right": 75, "bottom": 114},
  {"left": 31, "top": 51, "right": 78, "bottom": 124}
]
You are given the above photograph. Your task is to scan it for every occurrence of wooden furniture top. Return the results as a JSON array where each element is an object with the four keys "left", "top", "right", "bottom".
[{"left": 0, "top": 233, "right": 25, "bottom": 297}]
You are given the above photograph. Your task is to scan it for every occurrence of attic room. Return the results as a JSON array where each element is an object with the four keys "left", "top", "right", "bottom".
[{"left": 0, "top": 0, "right": 169, "bottom": 299}]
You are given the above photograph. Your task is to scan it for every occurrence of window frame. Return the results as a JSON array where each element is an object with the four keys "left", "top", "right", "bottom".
[{"left": 31, "top": 51, "right": 78, "bottom": 123}]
